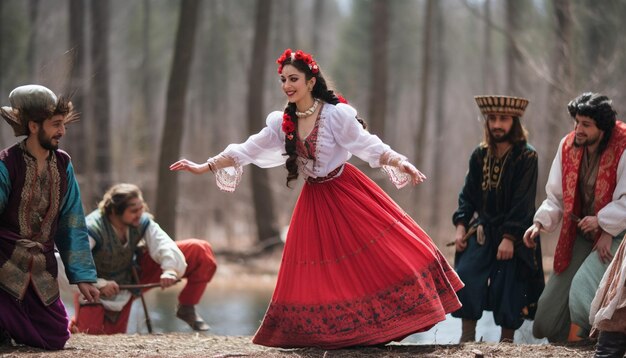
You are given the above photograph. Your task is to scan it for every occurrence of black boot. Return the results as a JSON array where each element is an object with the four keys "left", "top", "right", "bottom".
[{"left": 595, "top": 331, "right": 626, "bottom": 358}]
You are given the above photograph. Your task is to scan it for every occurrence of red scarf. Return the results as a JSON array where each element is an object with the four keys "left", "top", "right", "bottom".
[{"left": 555, "top": 121, "right": 626, "bottom": 273}]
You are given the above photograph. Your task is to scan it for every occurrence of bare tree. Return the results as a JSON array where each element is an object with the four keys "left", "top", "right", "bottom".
[
  {"left": 286, "top": 0, "right": 297, "bottom": 47},
  {"left": 482, "top": 0, "right": 494, "bottom": 93},
  {"left": 413, "top": 0, "right": 434, "bottom": 209},
  {"left": 90, "top": 0, "right": 112, "bottom": 201},
  {"left": 311, "top": 0, "right": 325, "bottom": 52},
  {"left": 139, "top": 0, "right": 154, "bottom": 172},
  {"left": 368, "top": 0, "right": 389, "bottom": 139},
  {"left": 247, "top": 0, "right": 280, "bottom": 247},
  {"left": 542, "top": 0, "right": 573, "bottom": 189},
  {"left": 429, "top": 0, "right": 447, "bottom": 229},
  {"left": 505, "top": 0, "right": 522, "bottom": 95},
  {"left": 27, "top": 0, "right": 39, "bottom": 80},
  {"left": 155, "top": 0, "right": 201, "bottom": 235},
  {"left": 65, "top": 0, "right": 88, "bottom": 175}
]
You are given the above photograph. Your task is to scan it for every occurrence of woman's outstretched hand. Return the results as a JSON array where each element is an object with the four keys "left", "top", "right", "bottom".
[
  {"left": 169, "top": 159, "right": 210, "bottom": 174},
  {"left": 400, "top": 161, "right": 427, "bottom": 185}
]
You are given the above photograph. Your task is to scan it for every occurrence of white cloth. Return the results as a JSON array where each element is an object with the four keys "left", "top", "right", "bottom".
[
  {"left": 589, "top": 238, "right": 626, "bottom": 330},
  {"left": 534, "top": 136, "right": 626, "bottom": 236},
  {"left": 213, "top": 103, "right": 410, "bottom": 191}
]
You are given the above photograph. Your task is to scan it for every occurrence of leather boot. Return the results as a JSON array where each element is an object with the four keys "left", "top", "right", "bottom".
[
  {"left": 176, "top": 304, "right": 210, "bottom": 331},
  {"left": 460, "top": 319, "right": 477, "bottom": 343},
  {"left": 595, "top": 331, "right": 626, "bottom": 358},
  {"left": 500, "top": 327, "right": 515, "bottom": 343}
]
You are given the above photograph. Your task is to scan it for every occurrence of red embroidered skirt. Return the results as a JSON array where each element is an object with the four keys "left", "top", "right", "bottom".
[{"left": 252, "top": 164, "right": 463, "bottom": 349}]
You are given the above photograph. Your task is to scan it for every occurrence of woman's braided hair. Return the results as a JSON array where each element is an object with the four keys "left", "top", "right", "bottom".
[{"left": 276, "top": 49, "right": 366, "bottom": 186}]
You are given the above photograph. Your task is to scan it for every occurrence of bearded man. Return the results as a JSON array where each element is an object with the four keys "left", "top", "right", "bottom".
[
  {"left": 524, "top": 92, "right": 626, "bottom": 342},
  {"left": 0, "top": 85, "right": 99, "bottom": 350},
  {"left": 452, "top": 95, "right": 544, "bottom": 343}
]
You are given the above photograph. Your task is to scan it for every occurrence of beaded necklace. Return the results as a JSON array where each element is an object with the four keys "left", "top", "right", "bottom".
[{"left": 295, "top": 99, "right": 320, "bottom": 118}]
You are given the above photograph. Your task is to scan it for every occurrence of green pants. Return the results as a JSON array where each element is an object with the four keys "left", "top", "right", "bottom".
[{"left": 532, "top": 233, "right": 623, "bottom": 342}]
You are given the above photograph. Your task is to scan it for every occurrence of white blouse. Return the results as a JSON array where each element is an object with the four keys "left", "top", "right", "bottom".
[
  {"left": 212, "top": 103, "right": 410, "bottom": 192},
  {"left": 534, "top": 136, "right": 626, "bottom": 236}
]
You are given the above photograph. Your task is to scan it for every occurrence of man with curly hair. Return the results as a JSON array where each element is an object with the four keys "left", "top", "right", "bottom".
[{"left": 524, "top": 92, "right": 626, "bottom": 342}]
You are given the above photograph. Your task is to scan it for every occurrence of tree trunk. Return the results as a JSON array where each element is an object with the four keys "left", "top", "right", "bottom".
[
  {"left": 90, "top": 0, "right": 112, "bottom": 201},
  {"left": 368, "top": 0, "right": 389, "bottom": 139},
  {"left": 155, "top": 0, "right": 201, "bottom": 236},
  {"left": 247, "top": 0, "right": 280, "bottom": 246},
  {"left": 66, "top": 0, "right": 88, "bottom": 176},
  {"left": 311, "top": 0, "right": 325, "bottom": 52},
  {"left": 429, "top": 0, "right": 447, "bottom": 229},
  {"left": 27, "top": 0, "right": 40, "bottom": 80},
  {"left": 543, "top": 0, "right": 573, "bottom": 190},
  {"left": 286, "top": 0, "right": 297, "bottom": 47},
  {"left": 413, "top": 0, "right": 434, "bottom": 211},
  {"left": 482, "top": 0, "right": 494, "bottom": 93},
  {"left": 139, "top": 0, "right": 153, "bottom": 172},
  {"left": 505, "top": 0, "right": 522, "bottom": 95}
]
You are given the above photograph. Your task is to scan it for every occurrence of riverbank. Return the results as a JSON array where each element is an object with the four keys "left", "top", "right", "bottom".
[{"left": 0, "top": 333, "right": 596, "bottom": 357}]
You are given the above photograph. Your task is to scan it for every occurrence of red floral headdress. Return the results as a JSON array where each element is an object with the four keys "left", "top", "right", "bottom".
[{"left": 276, "top": 49, "right": 319, "bottom": 75}]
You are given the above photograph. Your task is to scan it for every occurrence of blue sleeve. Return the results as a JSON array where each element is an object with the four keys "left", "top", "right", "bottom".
[
  {"left": 0, "top": 162, "right": 11, "bottom": 215},
  {"left": 54, "top": 162, "right": 97, "bottom": 283}
]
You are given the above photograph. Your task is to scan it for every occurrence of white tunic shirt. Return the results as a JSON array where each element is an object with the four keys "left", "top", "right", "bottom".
[
  {"left": 534, "top": 136, "right": 626, "bottom": 236},
  {"left": 213, "top": 103, "right": 409, "bottom": 191}
]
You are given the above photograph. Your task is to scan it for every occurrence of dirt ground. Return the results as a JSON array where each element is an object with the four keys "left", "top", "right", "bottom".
[
  {"left": 0, "top": 334, "right": 597, "bottom": 357},
  {"left": 0, "top": 253, "right": 599, "bottom": 357}
]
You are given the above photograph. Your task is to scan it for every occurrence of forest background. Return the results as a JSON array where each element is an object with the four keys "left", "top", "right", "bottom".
[{"left": 1, "top": 0, "right": 624, "bottom": 268}]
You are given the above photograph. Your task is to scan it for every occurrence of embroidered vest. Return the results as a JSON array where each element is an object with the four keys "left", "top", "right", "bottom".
[
  {"left": 88, "top": 211, "right": 150, "bottom": 285},
  {"left": 555, "top": 121, "right": 626, "bottom": 273},
  {"left": 0, "top": 143, "right": 69, "bottom": 305}
]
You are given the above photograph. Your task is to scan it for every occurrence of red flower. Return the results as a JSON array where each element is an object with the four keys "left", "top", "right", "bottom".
[
  {"left": 276, "top": 48, "right": 320, "bottom": 75},
  {"left": 276, "top": 49, "right": 293, "bottom": 73},
  {"left": 337, "top": 95, "right": 348, "bottom": 104},
  {"left": 282, "top": 120, "right": 295, "bottom": 135},
  {"left": 310, "top": 63, "right": 319, "bottom": 74}
]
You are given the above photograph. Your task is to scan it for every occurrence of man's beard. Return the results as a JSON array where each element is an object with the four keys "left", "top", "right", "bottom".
[
  {"left": 490, "top": 130, "right": 511, "bottom": 143},
  {"left": 38, "top": 128, "right": 58, "bottom": 150},
  {"left": 573, "top": 135, "right": 600, "bottom": 148}
]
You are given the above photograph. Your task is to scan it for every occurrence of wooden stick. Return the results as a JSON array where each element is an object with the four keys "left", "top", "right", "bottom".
[
  {"left": 131, "top": 266, "right": 153, "bottom": 334},
  {"left": 118, "top": 280, "right": 180, "bottom": 290}
]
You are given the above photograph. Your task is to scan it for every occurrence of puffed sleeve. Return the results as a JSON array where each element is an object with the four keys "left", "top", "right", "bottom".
[
  {"left": 143, "top": 217, "right": 187, "bottom": 278},
  {"left": 329, "top": 103, "right": 390, "bottom": 168},
  {"left": 212, "top": 111, "right": 287, "bottom": 192},
  {"left": 221, "top": 111, "right": 286, "bottom": 168}
]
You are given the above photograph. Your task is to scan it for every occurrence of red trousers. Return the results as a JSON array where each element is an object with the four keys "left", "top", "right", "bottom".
[{"left": 72, "top": 238, "right": 217, "bottom": 334}]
